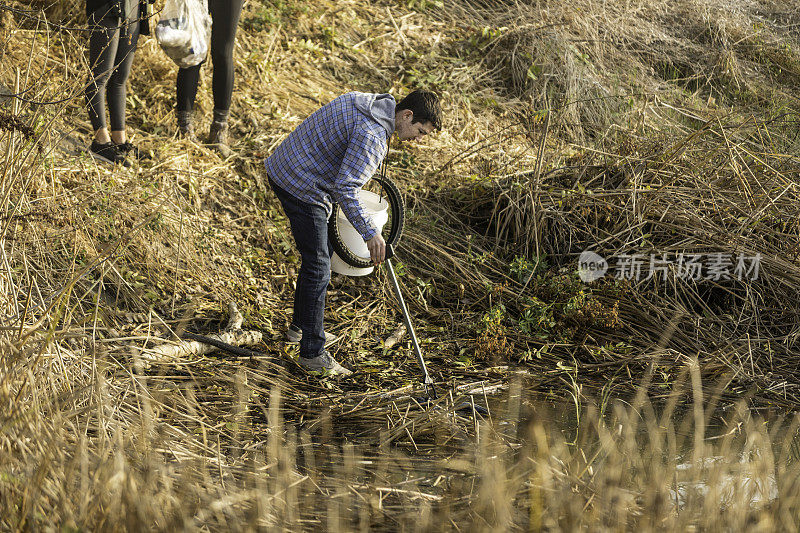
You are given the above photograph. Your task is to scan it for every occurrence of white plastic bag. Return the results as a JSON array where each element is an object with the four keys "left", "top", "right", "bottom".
[{"left": 156, "top": 0, "right": 212, "bottom": 69}]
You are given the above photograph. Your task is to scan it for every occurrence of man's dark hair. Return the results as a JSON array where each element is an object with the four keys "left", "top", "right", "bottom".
[{"left": 396, "top": 90, "right": 442, "bottom": 130}]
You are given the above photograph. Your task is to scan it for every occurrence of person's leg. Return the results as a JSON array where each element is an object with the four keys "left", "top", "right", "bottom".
[
  {"left": 175, "top": 0, "right": 204, "bottom": 117},
  {"left": 175, "top": 64, "right": 200, "bottom": 138},
  {"left": 176, "top": 65, "right": 201, "bottom": 113},
  {"left": 269, "top": 179, "right": 329, "bottom": 359},
  {"left": 175, "top": 54, "right": 202, "bottom": 136},
  {"left": 107, "top": 5, "right": 140, "bottom": 145},
  {"left": 205, "top": 0, "right": 244, "bottom": 154},
  {"left": 85, "top": 6, "right": 120, "bottom": 144},
  {"left": 293, "top": 217, "right": 331, "bottom": 358},
  {"left": 208, "top": 0, "right": 243, "bottom": 114},
  {"left": 84, "top": 6, "right": 128, "bottom": 165}
]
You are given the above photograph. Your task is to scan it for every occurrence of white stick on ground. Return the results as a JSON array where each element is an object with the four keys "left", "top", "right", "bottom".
[
  {"left": 139, "top": 302, "right": 261, "bottom": 362},
  {"left": 139, "top": 329, "right": 263, "bottom": 361}
]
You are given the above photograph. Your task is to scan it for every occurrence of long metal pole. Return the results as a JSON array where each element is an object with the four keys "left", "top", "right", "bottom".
[{"left": 384, "top": 254, "right": 437, "bottom": 399}]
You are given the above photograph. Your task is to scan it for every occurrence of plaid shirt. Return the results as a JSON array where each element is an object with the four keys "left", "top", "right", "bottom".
[{"left": 265, "top": 93, "right": 392, "bottom": 241}]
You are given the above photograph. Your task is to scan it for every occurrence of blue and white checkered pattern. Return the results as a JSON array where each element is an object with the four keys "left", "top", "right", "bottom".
[{"left": 265, "top": 93, "right": 392, "bottom": 241}]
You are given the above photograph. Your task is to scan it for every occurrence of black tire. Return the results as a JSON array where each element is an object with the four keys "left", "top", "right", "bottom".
[{"left": 328, "top": 175, "right": 405, "bottom": 269}]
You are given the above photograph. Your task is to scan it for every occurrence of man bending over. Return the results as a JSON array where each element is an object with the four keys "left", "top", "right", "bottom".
[{"left": 264, "top": 90, "right": 441, "bottom": 375}]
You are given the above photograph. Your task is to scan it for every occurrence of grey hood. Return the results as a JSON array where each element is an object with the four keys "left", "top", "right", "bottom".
[{"left": 352, "top": 92, "right": 395, "bottom": 139}]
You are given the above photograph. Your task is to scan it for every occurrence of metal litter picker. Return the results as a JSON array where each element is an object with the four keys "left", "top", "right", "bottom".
[{"left": 384, "top": 244, "right": 438, "bottom": 399}]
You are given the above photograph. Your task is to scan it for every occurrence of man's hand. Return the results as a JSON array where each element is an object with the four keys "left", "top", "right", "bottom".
[{"left": 366, "top": 233, "right": 386, "bottom": 266}]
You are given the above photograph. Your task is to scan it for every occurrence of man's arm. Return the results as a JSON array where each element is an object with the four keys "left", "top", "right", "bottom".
[{"left": 332, "top": 127, "right": 388, "bottom": 243}]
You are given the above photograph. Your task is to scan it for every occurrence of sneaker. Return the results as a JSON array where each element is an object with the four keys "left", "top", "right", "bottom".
[
  {"left": 297, "top": 351, "right": 353, "bottom": 376},
  {"left": 89, "top": 141, "right": 129, "bottom": 167},
  {"left": 285, "top": 324, "right": 337, "bottom": 346},
  {"left": 114, "top": 141, "right": 151, "bottom": 162}
]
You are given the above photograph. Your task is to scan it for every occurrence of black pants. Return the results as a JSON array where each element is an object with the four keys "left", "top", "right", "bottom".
[
  {"left": 85, "top": 4, "right": 140, "bottom": 132},
  {"left": 176, "top": 0, "right": 244, "bottom": 114}
]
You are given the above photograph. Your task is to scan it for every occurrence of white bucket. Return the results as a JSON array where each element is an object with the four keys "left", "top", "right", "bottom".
[{"left": 331, "top": 190, "right": 389, "bottom": 276}]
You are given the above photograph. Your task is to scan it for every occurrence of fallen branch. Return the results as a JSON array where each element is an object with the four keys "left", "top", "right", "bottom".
[
  {"left": 180, "top": 331, "right": 266, "bottom": 359},
  {"left": 140, "top": 328, "right": 262, "bottom": 361},
  {"left": 138, "top": 302, "right": 263, "bottom": 362}
]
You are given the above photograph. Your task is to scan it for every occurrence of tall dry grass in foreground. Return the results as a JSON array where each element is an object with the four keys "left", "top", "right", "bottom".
[{"left": 3, "top": 313, "right": 800, "bottom": 531}]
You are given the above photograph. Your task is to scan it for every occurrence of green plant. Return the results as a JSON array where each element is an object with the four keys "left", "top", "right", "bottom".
[
  {"left": 517, "top": 297, "right": 554, "bottom": 338},
  {"left": 466, "top": 26, "right": 505, "bottom": 52},
  {"left": 320, "top": 25, "right": 337, "bottom": 49},
  {"left": 508, "top": 254, "right": 548, "bottom": 284},
  {"left": 475, "top": 304, "right": 512, "bottom": 359},
  {"left": 243, "top": 0, "right": 309, "bottom": 31},
  {"left": 406, "top": 0, "right": 443, "bottom": 12}
]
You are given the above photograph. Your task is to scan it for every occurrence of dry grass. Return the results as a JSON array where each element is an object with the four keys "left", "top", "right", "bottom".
[
  {"left": 2, "top": 0, "right": 800, "bottom": 528},
  {"left": 3, "top": 336, "right": 800, "bottom": 530}
]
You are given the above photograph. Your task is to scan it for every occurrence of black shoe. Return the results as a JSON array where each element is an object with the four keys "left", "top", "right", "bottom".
[
  {"left": 115, "top": 141, "right": 151, "bottom": 162},
  {"left": 207, "top": 120, "right": 232, "bottom": 157},
  {"left": 89, "top": 141, "right": 129, "bottom": 167}
]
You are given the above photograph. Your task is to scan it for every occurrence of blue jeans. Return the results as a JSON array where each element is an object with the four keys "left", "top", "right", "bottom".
[{"left": 269, "top": 178, "right": 330, "bottom": 358}]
